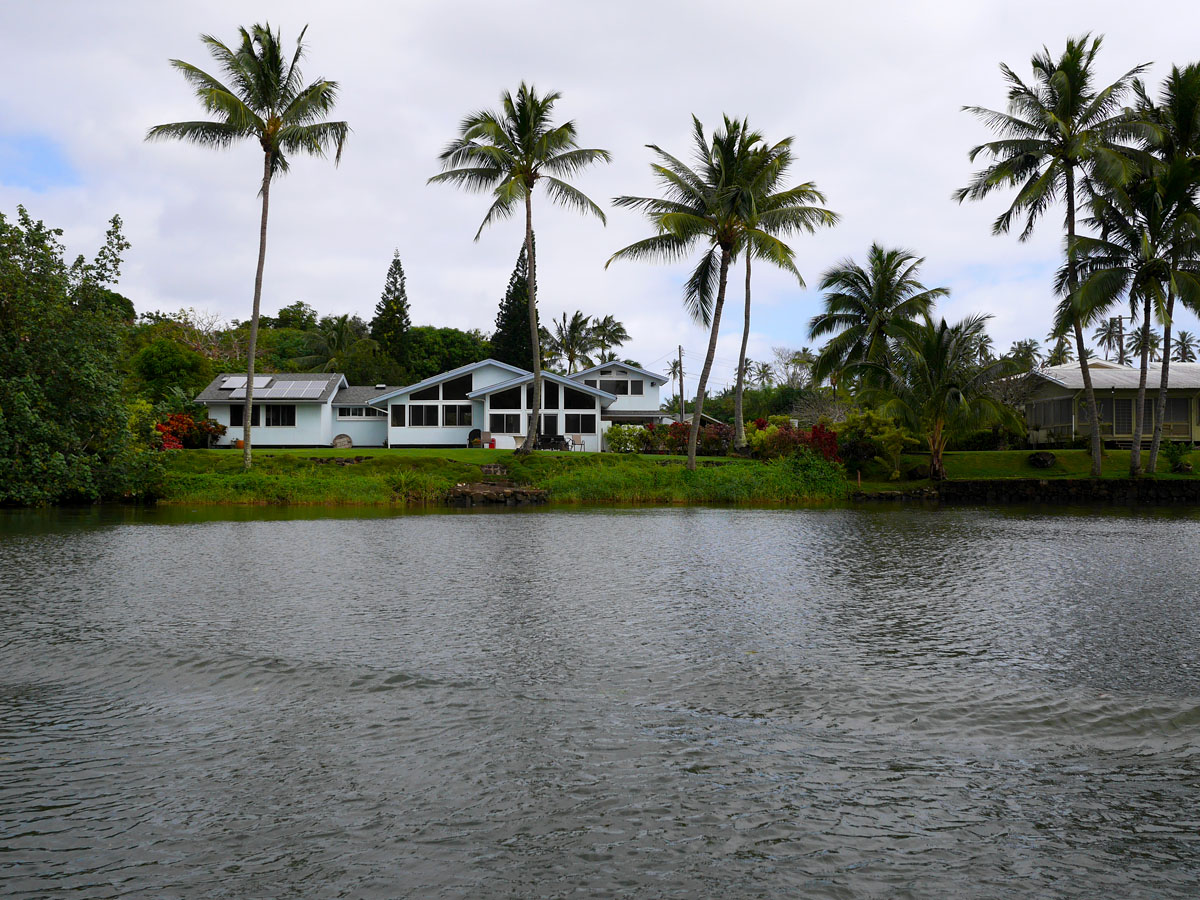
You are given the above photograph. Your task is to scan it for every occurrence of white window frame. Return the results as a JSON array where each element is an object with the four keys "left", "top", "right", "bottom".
[
  {"left": 409, "top": 404, "right": 440, "bottom": 427},
  {"left": 443, "top": 404, "right": 472, "bottom": 427}
]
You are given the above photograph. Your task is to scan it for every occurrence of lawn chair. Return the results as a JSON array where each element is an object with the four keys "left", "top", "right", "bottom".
[{"left": 569, "top": 433, "right": 584, "bottom": 451}]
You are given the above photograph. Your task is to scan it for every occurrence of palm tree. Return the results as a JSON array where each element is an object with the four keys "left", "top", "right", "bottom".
[
  {"left": 429, "top": 83, "right": 610, "bottom": 454},
  {"left": 855, "top": 314, "right": 1018, "bottom": 480},
  {"left": 808, "top": 244, "right": 947, "bottom": 383},
  {"left": 294, "top": 314, "right": 376, "bottom": 372},
  {"left": 1046, "top": 333, "right": 1076, "bottom": 365},
  {"left": 609, "top": 116, "right": 798, "bottom": 469},
  {"left": 1092, "top": 317, "right": 1122, "bottom": 359},
  {"left": 972, "top": 332, "right": 996, "bottom": 364},
  {"left": 1126, "top": 324, "right": 1163, "bottom": 362},
  {"left": 751, "top": 361, "right": 774, "bottom": 386},
  {"left": 1065, "top": 167, "right": 1200, "bottom": 475},
  {"left": 1134, "top": 65, "right": 1200, "bottom": 471},
  {"left": 956, "top": 34, "right": 1146, "bottom": 476},
  {"left": 1007, "top": 338, "right": 1043, "bottom": 371},
  {"left": 666, "top": 357, "right": 685, "bottom": 422},
  {"left": 148, "top": 23, "right": 348, "bottom": 470},
  {"left": 1173, "top": 330, "right": 1198, "bottom": 361},
  {"left": 731, "top": 133, "right": 837, "bottom": 448},
  {"left": 544, "top": 310, "right": 596, "bottom": 373},
  {"left": 590, "top": 315, "right": 630, "bottom": 360}
]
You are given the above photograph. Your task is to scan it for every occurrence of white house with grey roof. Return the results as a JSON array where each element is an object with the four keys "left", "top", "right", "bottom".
[
  {"left": 196, "top": 359, "right": 674, "bottom": 450},
  {"left": 1025, "top": 360, "right": 1200, "bottom": 446}
]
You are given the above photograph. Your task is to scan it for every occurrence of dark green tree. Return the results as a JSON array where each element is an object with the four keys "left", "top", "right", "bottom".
[
  {"left": 404, "top": 326, "right": 493, "bottom": 381},
  {"left": 370, "top": 250, "right": 411, "bottom": 363},
  {"left": 1, "top": 208, "right": 160, "bottom": 505},
  {"left": 275, "top": 300, "right": 317, "bottom": 331},
  {"left": 132, "top": 339, "right": 214, "bottom": 401},
  {"left": 491, "top": 241, "right": 535, "bottom": 370}
]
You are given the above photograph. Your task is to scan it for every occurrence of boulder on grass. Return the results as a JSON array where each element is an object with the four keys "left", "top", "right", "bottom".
[
  {"left": 332, "top": 433, "right": 353, "bottom": 449},
  {"left": 1028, "top": 451, "right": 1056, "bottom": 469}
]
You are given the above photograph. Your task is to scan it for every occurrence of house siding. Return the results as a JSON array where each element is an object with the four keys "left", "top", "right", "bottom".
[{"left": 207, "top": 402, "right": 332, "bottom": 446}]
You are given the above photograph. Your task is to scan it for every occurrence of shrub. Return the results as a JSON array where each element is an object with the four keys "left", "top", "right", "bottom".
[
  {"left": 605, "top": 423, "right": 643, "bottom": 453},
  {"left": 155, "top": 412, "right": 226, "bottom": 450},
  {"left": 1162, "top": 441, "right": 1192, "bottom": 472},
  {"left": 698, "top": 422, "right": 733, "bottom": 456},
  {"left": 837, "top": 409, "right": 916, "bottom": 477}
]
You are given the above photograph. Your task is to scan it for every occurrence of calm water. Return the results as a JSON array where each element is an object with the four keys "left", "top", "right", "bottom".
[{"left": 2, "top": 504, "right": 1199, "bottom": 898}]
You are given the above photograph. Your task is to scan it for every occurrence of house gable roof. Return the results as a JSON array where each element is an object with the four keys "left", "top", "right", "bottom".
[
  {"left": 196, "top": 372, "right": 345, "bottom": 404},
  {"left": 467, "top": 370, "right": 618, "bottom": 403},
  {"left": 368, "top": 358, "right": 529, "bottom": 406},
  {"left": 1030, "top": 361, "right": 1200, "bottom": 391},
  {"left": 569, "top": 362, "right": 668, "bottom": 386}
]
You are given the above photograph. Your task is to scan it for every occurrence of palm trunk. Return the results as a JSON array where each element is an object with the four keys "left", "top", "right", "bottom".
[
  {"left": 733, "top": 253, "right": 751, "bottom": 449},
  {"left": 243, "top": 152, "right": 273, "bottom": 471},
  {"left": 1064, "top": 167, "right": 1102, "bottom": 477},
  {"left": 1148, "top": 291, "right": 1174, "bottom": 474},
  {"left": 930, "top": 418, "right": 946, "bottom": 481},
  {"left": 1130, "top": 296, "right": 1152, "bottom": 476},
  {"left": 687, "top": 248, "right": 731, "bottom": 470},
  {"left": 519, "top": 190, "right": 541, "bottom": 455}
]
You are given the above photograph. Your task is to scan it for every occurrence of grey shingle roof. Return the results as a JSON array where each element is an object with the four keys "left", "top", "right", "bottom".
[
  {"left": 1033, "top": 361, "right": 1200, "bottom": 390},
  {"left": 195, "top": 372, "right": 344, "bottom": 404},
  {"left": 333, "top": 385, "right": 403, "bottom": 405}
]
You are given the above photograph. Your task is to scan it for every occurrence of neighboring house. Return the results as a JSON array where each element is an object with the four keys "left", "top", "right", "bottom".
[
  {"left": 1025, "top": 360, "right": 1200, "bottom": 446},
  {"left": 196, "top": 359, "right": 676, "bottom": 451},
  {"left": 196, "top": 373, "right": 398, "bottom": 447}
]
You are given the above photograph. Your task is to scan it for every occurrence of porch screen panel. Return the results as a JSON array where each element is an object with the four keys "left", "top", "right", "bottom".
[
  {"left": 544, "top": 382, "right": 560, "bottom": 409},
  {"left": 1114, "top": 399, "right": 1133, "bottom": 434},
  {"left": 390, "top": 405, "right": 405, "bottom": 427},
  {"left": 1164, "top": 398, "right": 1190, "bottom": 422},
  {"left": 540, "top": 414, "right": 558, "bottom": 435}
]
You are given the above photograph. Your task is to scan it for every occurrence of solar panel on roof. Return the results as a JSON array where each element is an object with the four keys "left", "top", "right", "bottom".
[
  {"left": 221, "top": 376, "right": 247, "bottom": 389},
  {"left": 229, "top": 388, "right": 245, "bottom": 399},
  {"left": 302, "top": 381, "right": 324, "bottom": 398},
  {"left": 253, "top": 376, "right": 272, "bottom": 388}
]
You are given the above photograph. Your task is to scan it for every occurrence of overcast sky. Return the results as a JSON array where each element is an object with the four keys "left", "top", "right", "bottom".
[{"left": 3, "top": 0, "right": 1199, "bottom": 392}]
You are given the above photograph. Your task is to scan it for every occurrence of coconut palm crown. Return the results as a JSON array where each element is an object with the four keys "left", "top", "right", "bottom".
[
  {"left": 808, "top": 244, "right": 947, "bottom": 384},
  {"left": 428, "top": 82, "right": 610, "bottom": 453},
  {"left": 147, "top": 22, "right": 348, "bottom": 470}
]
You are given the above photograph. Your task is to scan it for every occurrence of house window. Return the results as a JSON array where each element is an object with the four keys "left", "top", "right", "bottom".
[
  {"left": 630, "top": 380, "right": 644, "bottom": 396},
  {"left": 390, "top": 405, "right": 405, "bottom": 427},
  {"left": 411, "top": 384, "right": 440, "bottom": 401},
  {"left": 540, "top": 414, "right": 558, "bottom": 435},
  {"left": 410, "top": 405, "right": 438, "bottom": 426},
  {"left": 564, "top": 386, "right": 594, "bottom": 409},
  {"left": 337, "top": 406, "right": 387, "bottom": 419},
  {"left": 443, "top": 404, "right": 472, "bottom": 426},
  {"left": 565, "top": 413, "right": 596, "bottom": 434},
  {"left": 583, "top": 379, "right": 598, "bottom": 388},
  {"left": 491, "top": 386, "right": 522, "bottom": 409},
  {"left": 1165, "top": 398, "right": 1190, "bottom": 423},
  {"left": 545, "top": 382, "right": 559, "bottom": 409},
  {"left": 229, "top": 404, "right": 260, "bottom": 427},
  {"left": 265, "top": 405, "right": 296, "bottom": 427},
  {"left": 600, "top": 379, "right": 629, "bottom": 395},
  {"left": 490, "top": 413, "right": 520, "bottom": 433},
  {"left": 442, "top": 374, "right": 472, "bottom": 400}
]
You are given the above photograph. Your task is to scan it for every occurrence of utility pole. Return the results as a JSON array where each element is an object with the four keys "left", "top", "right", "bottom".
[
  {"left": 677, "top": 344, "right": 685, "bottom": 424},
  {"left": 1116, "top": 314, "right": 1126, "bottom": 365}
]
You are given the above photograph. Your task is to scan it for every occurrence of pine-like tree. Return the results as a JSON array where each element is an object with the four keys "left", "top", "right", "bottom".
[
  {"left": 491, "top": 240, "right": 536, "bottom": 370},
  {"left": 370, "top": 250, "right": 411, "bottom": 364}
]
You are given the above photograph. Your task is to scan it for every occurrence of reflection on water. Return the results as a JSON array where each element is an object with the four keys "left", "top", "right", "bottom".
[{"left": 1, "top": 505, "right": 1199, "bottom": 898}]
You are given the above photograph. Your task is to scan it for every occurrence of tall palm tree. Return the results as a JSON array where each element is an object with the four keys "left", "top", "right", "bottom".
[
  {"left": 1173, "top": 330, "right": 1198, "bottom": 361},
  {"left": 1092, "top": 317, "right": 1122, "bottom": 359},
  {"left": 1134, "top": 65, "right": 1200, "bottom": 471},
  {"left": 751, "top": 361, "right": 774, "bottom": 386},
  {"left": 609, "top": 116, "right": 798, "bottom": 469},
  {"left": 148, "top": 23, "right": 348, "bottom": 470},
  {"left": 544, "top": 310, "right": 596, "bottom": 373},
  {"left": 1126, "top": 324, "right": 1163, "bottom": 362},
  {"left": 590, "top": 314, "right": 630, "bottom": 360},
  {"left": 855, "top": 314, "right": 1018, "bottom": 480},
  {"left": 429, "top": 83, "right": 610, "bottom": 454},
  {"left": 808, "top": 244, "right": 947, "bottom": 383},
  {"left": 973, "top": 332, "right": 996, "bottom": 364},
  {"left": 956, "top": 34, "right": 1146, "bottom": 476},
  {"left": 1064, "top": 167, "right": 1200, "bottom": 475},
  {"left": 731, "top": 134, "right": 837, "bottom": 448},
  {"left": 1046, "top": 333, "right": 1076, "bottom": 365}
]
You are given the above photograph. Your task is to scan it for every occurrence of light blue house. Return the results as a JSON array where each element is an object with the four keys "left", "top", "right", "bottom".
[{"left": 197, "top": 358, "right": 672, "bottom": 451}]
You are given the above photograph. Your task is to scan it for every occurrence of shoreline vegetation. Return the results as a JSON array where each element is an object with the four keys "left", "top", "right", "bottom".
[{"left": 154, "top": 447, "right": 1200, "bottom": 508}]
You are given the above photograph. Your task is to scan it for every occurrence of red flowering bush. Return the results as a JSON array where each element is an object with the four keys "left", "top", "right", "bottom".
[
  {"left": 753, "top": 418, "right": 768, "bottom": 431},
  {"left": 154, "top": 412, "right": 226, "bottom": 450},
  {"left": 698, "top": 422, "right": 733, "bottom": 456},
  {"left": 664, "top": 421, "right": 690, "bottom": 454}
]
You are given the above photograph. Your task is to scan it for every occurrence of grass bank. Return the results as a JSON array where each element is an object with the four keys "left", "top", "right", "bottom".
[{"left": 160, "top": 447, "right": 851, "bottom": 506}]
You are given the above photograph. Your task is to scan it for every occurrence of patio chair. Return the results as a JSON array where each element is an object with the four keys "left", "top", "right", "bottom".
[{"left": 569, "top": 433, "right": 584, "bottom": 451}]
